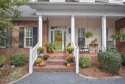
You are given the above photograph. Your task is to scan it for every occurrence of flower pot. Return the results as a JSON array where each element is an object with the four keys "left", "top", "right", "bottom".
[
  {"left": 37, "top": 51, "right": 44, "bottom": 56},
  {"left": 70, "top": 63, "right": 74, "bottom": 67},
  {"left": 39, "top": 62, "right": 46, "bottom": 67}
]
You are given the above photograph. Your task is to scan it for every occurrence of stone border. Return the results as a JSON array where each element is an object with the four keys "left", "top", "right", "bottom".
[
  {"left": 8, "top": 73, "right": 31, "bottom": 84},
  {"left": 78, "top": 73, "right": 123, "bottom": 79}
]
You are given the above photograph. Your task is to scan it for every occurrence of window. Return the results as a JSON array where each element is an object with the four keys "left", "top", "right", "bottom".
[
  {"left": 120, "top": 28, "right": 125, "bottom": 42},
  {"left": 24, "top": 28, "right": 33, "bottom": 47},
  {"left": 0, "top": 29, "right": 12, "bottom": 48},
  {"left": 78, "top": 28, "right": 85, "bottom": 47}
]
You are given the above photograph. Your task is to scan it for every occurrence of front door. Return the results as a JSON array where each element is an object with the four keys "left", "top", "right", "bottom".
[{"left": 50, "top": 27, "right": 66, "bottom": 51}]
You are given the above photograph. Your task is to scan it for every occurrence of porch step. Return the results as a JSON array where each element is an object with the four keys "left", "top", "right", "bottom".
[
  {"left": 33, "top": 65, "right": 74, "bottom": 72},
  {"left": 49, "top": 56, "right": 66, "bottom": 59},
  {"left": 47, "top": 59, "right": 66, "bottom": 65}
]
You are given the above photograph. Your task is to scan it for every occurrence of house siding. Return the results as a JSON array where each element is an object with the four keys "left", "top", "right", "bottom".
[{"left": 116, "top": 18, "right": 125, "bottom": 53}]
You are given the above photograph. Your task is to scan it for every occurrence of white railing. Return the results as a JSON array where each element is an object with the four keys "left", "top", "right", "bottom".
[
  {"left": 95, "top": 0, "right": 123, "bottom": 4},
  {"left": 72, "top": 42, "right": 79, "bottom": 73},
  {"left": 29, "top": 42, "right": 40, "bottom": 73}
]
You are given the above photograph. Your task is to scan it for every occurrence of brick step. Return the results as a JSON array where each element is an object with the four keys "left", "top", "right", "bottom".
[
  {"left": 33, "top": 65, "right": 74, "bottom": 72},
  {"left": 49, "top": 56, "right": 66, "bottom": 59},
  {"left": 47, "top": 59, "right": 66, "bottom": 65}
]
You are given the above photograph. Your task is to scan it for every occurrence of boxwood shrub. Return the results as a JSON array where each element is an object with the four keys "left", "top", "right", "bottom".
[
  {"left": 10, "top": 53, "right": 26, "bottom": 67},
  {"left": 79, "top": 54, "right": 92, "bottom": 68},
  {"left": 121, "top": 52, "right": 125, "bottom": 66},
  {"left": 98, "top": 52, "right": 121, "bottom": 73}
]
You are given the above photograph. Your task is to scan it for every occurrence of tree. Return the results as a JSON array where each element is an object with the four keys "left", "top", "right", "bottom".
[{"left": 0, "top": 0, "right": 27, "bottom": 47}]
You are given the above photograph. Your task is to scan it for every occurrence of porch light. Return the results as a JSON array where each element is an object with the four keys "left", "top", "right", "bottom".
[{"left": 69, "top": 28, "right": 71, "bottom": 33}]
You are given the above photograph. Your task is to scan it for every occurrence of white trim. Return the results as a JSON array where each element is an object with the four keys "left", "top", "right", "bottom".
[
  {"left": 120, "top": 28, "right": 125, "bottom": 42},
  {"left": 49, "top": 26, "right": 66, "bottom": 51}
]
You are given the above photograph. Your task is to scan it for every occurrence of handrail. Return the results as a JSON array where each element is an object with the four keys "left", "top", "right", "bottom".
[
  {"left": 71, "top": 42, "right": 79, "bottom": 73},
  {"left": 29, "top": 42, "right": 40, "bottom": 73}
]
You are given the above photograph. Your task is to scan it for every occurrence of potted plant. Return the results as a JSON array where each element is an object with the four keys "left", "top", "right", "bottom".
[
  {"left": 110, "top": 32, "right": 121, "bottom": 47},
  {"left": 37, "top": 46, "right": 44, "bottom": 56},
  {"left": 43, "top": 54, "right": 49, "bottom": 60},
  {"left": 46, "top": 42, "right": 56, "bottom": 53},
  {"left": 65, "top": 55, "right": 75, "bottom": 67},
  {"left": 66, "top": 46, "right": 74, "bottom": 54},
  {"left": 66, "top": 60, "right": 70, "bottom": 67},
  {"left": 35, "top": 58, "right": 42, "bottom": 67},
  {"left": 84, "top": 31, "right": 93, "bottom": 39}
]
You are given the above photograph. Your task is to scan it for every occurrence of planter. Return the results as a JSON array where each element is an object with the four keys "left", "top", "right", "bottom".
[
  {"left": 37, "top": 51, "right": 44, "bottom": 56},
  {"left": 70, "top": 63, "right": 75, "bottom": 67},
  {"left": 39, "top": 62, "right": 46, "bottom": 67}
]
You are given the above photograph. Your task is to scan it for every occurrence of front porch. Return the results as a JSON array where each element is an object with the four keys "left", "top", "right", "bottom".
[
  {"left": 28, "top": 2, "right": 125, "bottom": 73},
  {"left": 40, "top": 16, "right": 117, "bottom": 53}
]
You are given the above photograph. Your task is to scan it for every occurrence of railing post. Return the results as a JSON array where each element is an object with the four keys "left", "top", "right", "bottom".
[
  {"left": 29, "top": 48, "right": 33, "bottom": 73},
  {"left": 76, "top": 48, "right": 79, "bottom": 73}
]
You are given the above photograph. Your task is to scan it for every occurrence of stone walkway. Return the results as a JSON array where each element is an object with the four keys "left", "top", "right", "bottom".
[{"left": 13, "top": 72, "right": 125, "bottom": 84}]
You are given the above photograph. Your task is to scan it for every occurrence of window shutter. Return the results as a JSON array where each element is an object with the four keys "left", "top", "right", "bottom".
[
  {"left": 33, "top": 27, "right": 38, "bottom": 47},
  {"left": 6, "top": 28, "right": 12, "bottom": 47},
  {"left": 19, "top": 27, "right": 24, "bottom": 48}
]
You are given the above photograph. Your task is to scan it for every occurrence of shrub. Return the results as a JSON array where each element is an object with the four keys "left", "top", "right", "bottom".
[
  {"left": 98, "top": 52, "right": 121, "bottom": 73},
  {"left": 107, "top": 47, "right": 119, "bottom": 53},
  {"left": 10, "top": 53, "right": 26, "bottom": 67},
  {"left": 35, "top": 58, "right": 42, "bottom": 64},
  {"left": 121, "top": 52, "right": 125, "bottom": 66},
  {"left": 37, "top": 46, "right": 44, "bottom": 53},
  {"left": 79, "top": 55, "right": 92, "bottom": 68},
  {"left": 43, "top": 54, "right": 49, "bottom": 60},
  {"left": 0, "top": 56, "right": 6, "bottom": 66}
]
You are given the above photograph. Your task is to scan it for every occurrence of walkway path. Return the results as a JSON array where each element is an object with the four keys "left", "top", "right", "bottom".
[{"left": 13, "top": 72, "right": 125, "bottom": 84}]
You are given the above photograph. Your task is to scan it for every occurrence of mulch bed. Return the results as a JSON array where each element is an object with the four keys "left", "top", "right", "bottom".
[
  {"left": 80, "top": 54, "right": 125, "bottom": 78},
  {"left": 0, "top": 63, "right": 28, "bottom": 84}
]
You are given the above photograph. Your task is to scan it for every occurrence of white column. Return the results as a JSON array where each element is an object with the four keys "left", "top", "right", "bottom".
[
  {"left": 102, "top": 16, "right": 107, "bottom": 52},
  {"left": 39, "top": 15, "right": 43, "bottom": 46},
  {"left": 71, "top": 15, "right": 75, "bottom": 44}
]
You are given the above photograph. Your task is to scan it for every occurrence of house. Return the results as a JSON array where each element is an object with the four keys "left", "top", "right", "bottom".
[{"left": 0, "top": 0, "right": 125, "bottom": 73}]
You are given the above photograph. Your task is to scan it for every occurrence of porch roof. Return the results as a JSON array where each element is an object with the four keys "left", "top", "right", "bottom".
[{"left": 28, "top": 2, "right": 125, "bottom": 16}]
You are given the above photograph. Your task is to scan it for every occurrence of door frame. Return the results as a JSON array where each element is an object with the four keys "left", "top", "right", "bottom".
[{"left": 49, "top": 26, "right": 66, "bottom": 51}]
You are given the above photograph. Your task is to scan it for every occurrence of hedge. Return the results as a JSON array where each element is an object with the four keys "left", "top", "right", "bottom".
[{"left": 98, "top": 52, "right": 121, "bottom": 73}]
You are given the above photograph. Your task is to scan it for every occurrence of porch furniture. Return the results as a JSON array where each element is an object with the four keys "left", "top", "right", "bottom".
[
  {"left": 89, "top": 44, "right": 98, "bottom": 52},
  {"left": 79, "top": 45, "right": 89, "bottom": 53}
]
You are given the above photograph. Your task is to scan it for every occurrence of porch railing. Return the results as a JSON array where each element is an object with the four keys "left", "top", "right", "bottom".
[
  {"left": 29, "top": 42, "right": 40, "bottom": 73},
  {"left": 95, "top": 0, "right": 123, "bottom": 4},
  {"left": 72, "top": 42, "right": 79, "bottom": 73}
]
